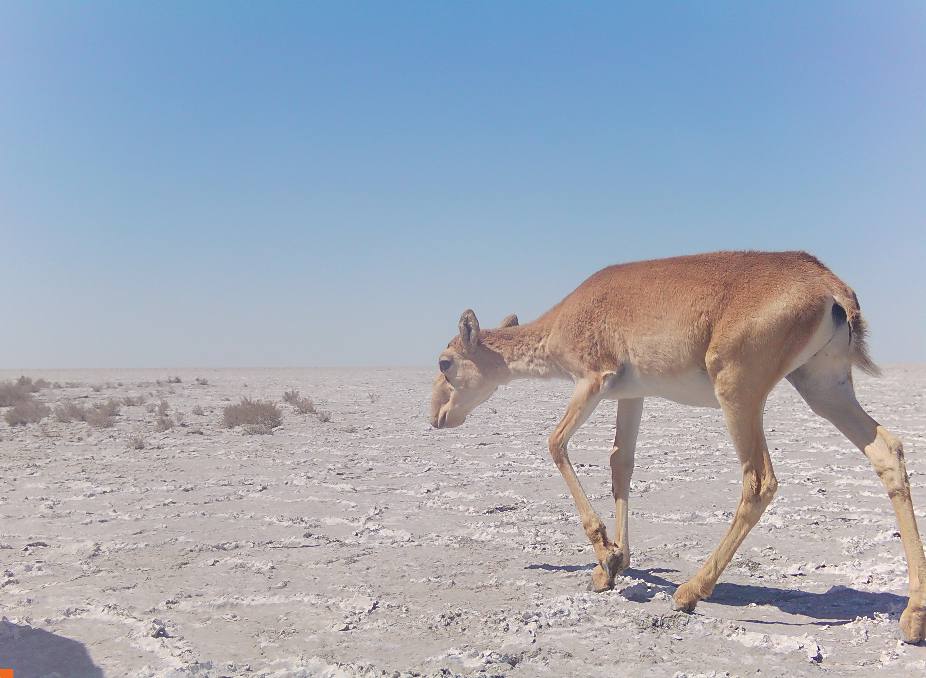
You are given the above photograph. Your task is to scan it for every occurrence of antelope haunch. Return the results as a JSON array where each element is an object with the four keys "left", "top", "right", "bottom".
[{"left": 429, "top": 250, "right": 926, "bottom": 643}]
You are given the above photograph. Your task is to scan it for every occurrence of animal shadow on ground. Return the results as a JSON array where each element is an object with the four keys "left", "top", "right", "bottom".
[
  {"left": 526, "top": 563, "right": 907, "bottom": 625},
  {"left": 0, "top": 620, "right": 103, "bottom": 678}
]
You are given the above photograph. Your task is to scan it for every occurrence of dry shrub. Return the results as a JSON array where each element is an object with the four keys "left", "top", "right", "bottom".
[
  {"left": 85, "top": 409, "right": 115, "bottom": 428},
  {"left": 167, "top": 376, "right": 182, "bottom": 384},
  {"left": 191, "top": 405, "right": 205, "bottom": 416},
  {"left": 129, "top": 435, "right": 146, "bottom": 450},
  {"left": 122, "top": 395, "right": 146, "bottom": 407},
  {"left": 0, "top": 376, "right": 48, "bottom": 406},
  {"left": 295, "top": 397, "right": 316, "bottom": 414},
  {"left": 55, "top": 400, "right": 87, "bottom": 423},
  {"left": 97, "top": 399, "right": 121, "bottom": 417},
  {"left": 86, "top": 400, "right": 121, "bottom": 428},
  {"left": 155, "top": 415, "right": 173, "bottom": 432},
  {"left": 194, "top": 377, "right": 208, "bottom": 386},
  {"left": 368, "top": 392, "right": 380, "bottom": 403},
  {"left": 0, "top": 384, "right": 28, "bottom": 407},
  {"left": 4, "top": 397, "right": 51, "bottom": 426},
  {"left": 91, "top": 384, "right": 103, "bottom": 393},
  {"left": 157, "top": 400, "right": 170, "bottom": 417},
  {"left": 223, "top": 398, "right": 282, "bottom": 431},
  {"left": 56, "top": 399, "right": 121, "bottom": 428},
  {"left": 316, "top": 410, "right": 331, "bottom": 423},
  {"left": 17, "top": 376, "right": 43, "bottom": 390},
  {"left": 283, "top": 389, "right": 315, "bottom": 414}
]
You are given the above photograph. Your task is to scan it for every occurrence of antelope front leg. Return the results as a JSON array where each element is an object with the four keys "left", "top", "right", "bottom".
[
  {"left": 548, "top": 375, "right": 622, "bottom": 592},
  {"left": 610, "top": 398, "right": 643, "bottom": 575}
]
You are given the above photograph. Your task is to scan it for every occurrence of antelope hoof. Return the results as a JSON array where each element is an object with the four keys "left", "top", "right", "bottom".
[
  {"left": 672, "top": 582, "right": 702, "bottom": 613},
  {"left": 589, "top": 564, "right": 613, "bottom": 592},
  {"left": 587, "top": 549, "right": 626, "bottom": 593},
  {"left": 900, "top": 603, "right": 926, "bottom": 644}
]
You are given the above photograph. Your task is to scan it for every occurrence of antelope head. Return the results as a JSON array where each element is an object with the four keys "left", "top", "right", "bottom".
[{"left": 430, "top": 309, "right": 518, "bottom": 429}]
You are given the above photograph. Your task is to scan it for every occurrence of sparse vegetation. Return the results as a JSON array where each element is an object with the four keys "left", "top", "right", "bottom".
[
  {"left": 0, "top": 376, "right": 49, "bottom": 407},
  {"left": 0, "top": 384, "right": 26, "bottom": 407},
  {"left": 122, "top": 395, "right": 146, "bottom": 407},
  {"left": 86, "top": 400, "right": 121, "bottom": 428},
  {"left": 157, "top": 400, "right": 170, "bottom": 417},
  {"left": 129, "top": 435, "right": 146, "bottom": 450},
  {"left": 155, "top": 415, "right": 173, "bottom": 432},
  {"left": 55, "top": 399, "right": 121, "bottom": 428},
  {"left": 283, "top": 389, "right": 315, "bottom": 414},
  {"left": 191, "top": 405, "right": 205, "bottom": 416},
  {"left": 368, "top": 392, "right": 380, "bottom": 403},
  {"left": 316, "top": 410, "right": 331, "bottom": 423},
  {"left": 55, "top": 401, "right": 87, "bottom": 423},
  {"left": 167, "top": 376, "right": 182, "bottom": 384},
  {"left": 194, "top": 377, "right": 208, "bottom": 386},
  {"left": 282, "top": 389, "right": 300, "bottom": 404},
  {"left": 91, "top": 384, "right": 103, "bottom": 393},
  {"left": 294, "top": 396, "right": 315, "bottom": 414},
  {"left": 4, "top": 397, "right": 51, "bottom": 426},
  {"left": 223, "top": 398, "right": 282, "bottom": 432}
]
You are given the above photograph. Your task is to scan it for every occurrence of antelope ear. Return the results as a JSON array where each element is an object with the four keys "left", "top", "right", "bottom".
[
  {"left": 458, "top": 309, "right": 481, "bottom": 350},
  {"left": 498, "top": 313, "right": 519, "bottom": 328}
]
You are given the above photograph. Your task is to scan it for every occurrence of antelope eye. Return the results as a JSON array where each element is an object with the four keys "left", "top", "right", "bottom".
[{"left": 439, "top": 358, "right": 452, "bottom": 372}]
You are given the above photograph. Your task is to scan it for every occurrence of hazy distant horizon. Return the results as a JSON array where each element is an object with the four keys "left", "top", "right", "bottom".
[{"left": 3, "top": 3, "right": 924, "bottom": 367}]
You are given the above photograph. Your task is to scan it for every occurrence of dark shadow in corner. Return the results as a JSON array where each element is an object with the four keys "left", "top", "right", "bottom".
[
  {"left": 622, "top": 567, "right": 679, "bottom": 587},
  {"left": 526, "top": 563, "right": 908, "bottom": 624},
  {"left": 0, "top": 620, "right": 103, "bottom": 678},
  {"left": 708, "top": 581, "right": 907, "bottom": 623}
]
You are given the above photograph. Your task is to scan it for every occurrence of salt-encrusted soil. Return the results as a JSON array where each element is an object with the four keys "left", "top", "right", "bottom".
[{"left": 1, "top": 366, "right": 925, "bottom": 677}]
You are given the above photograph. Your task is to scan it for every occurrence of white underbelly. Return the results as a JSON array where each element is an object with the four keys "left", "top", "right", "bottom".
[{"left": 603, "top": 366, "right": 720, "bottom": 408}]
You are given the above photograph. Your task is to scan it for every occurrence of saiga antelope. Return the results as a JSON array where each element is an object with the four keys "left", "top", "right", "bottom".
[{"left": 429, "top": 251, "right": 926, "bottom": 643}]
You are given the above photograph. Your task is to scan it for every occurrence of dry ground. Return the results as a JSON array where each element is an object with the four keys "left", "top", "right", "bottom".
[{"left": 1, "top": 367, "right": 925, "bottom": 677}]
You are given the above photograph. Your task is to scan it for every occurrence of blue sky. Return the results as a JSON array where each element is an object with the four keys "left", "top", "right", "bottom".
[{"left": 2, "top": 2, "right": 924, "bottom": 367}]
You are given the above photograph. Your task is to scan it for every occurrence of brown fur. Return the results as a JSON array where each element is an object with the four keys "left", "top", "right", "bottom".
[{"left": 430, "top": 250, "right": 926, "bottom": 643}]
